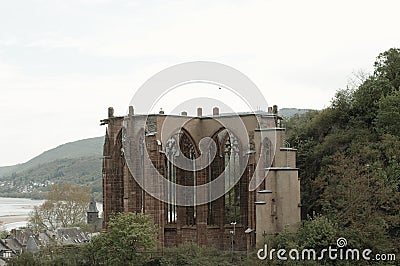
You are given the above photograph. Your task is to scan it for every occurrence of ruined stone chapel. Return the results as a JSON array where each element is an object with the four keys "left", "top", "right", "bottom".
[{"left": 101, "top": 106, "right": 300, "bottom": 250}]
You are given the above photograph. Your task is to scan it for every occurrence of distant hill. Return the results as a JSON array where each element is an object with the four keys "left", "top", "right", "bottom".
[
  {"left": 0, "top": 137, "right": 104, "bottom": 201},
  {"left": 0, "top": 137, "right": 104, "bottom": 177},
  {"left": 279, "top": 108, "right": 315, "bottom": 119}
]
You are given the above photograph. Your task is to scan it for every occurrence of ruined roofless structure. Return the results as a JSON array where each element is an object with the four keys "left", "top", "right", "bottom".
[{"left": 100, "top": 106, "right": 300, "bottom": 250}]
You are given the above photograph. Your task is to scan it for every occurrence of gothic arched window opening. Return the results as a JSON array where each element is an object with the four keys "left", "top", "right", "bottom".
[
  {"left": 165, "top": 131, "right": 197, "bottom": 225},
  {"left": 224, "top": 133, "right": 241, "bottom": 224},
  {"left": 179, "top": 132, "right": 197, "bottom": 226},
  {"left": 261, "top": 137, "right": 273, "bottom": 190},
  {"left": 165, "top": 136, "right": 178, "bottom": 224}
]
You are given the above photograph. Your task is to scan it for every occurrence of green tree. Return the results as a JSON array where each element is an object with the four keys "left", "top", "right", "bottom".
[
  {"left": 375, "top": 90, "right": 400, "bottom": 137},
  {"left": 7, "top": 252, "right": 38, "bottom": 266},
  {"left": 87, "top": 212, "right": 158, "bottom": 265},
  {"left": 316, "top": 153, "right": 400, "bottom": 252},
  {"left": 351, "top": 48, "right": 400, "bottom": 126},
  {"left": 374, "top": 48, "right": 400, "bottom": 90}
]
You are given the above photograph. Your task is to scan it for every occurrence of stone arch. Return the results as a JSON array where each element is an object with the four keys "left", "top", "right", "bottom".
[
  {"left": 259, "top": 137, "right": 274, "bottom": 190},
  {"left": 164, "top": 128, "right": 199, "bottom": 225},
  {"left": 205, "top": 127, "right": 227, "bottom": 225},
  {"left": 221, "top": 130, "right": 242, "bottom": 225},
  {"left": 262, "top": 137, "right": 273, "bottom": 168}
]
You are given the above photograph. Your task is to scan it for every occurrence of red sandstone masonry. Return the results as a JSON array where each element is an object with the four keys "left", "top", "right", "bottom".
[{"left": 101, "top": 109, "right": 300, "bottom": 250}]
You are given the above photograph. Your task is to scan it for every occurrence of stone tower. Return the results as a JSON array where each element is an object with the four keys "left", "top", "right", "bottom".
[{"left": 87, "top": 197, "right": 100, "bottom": 230}]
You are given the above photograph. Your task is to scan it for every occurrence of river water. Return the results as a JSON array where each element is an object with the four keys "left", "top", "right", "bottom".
[{"left": 0, "top": 197, "right": 44, "bottom": 231}]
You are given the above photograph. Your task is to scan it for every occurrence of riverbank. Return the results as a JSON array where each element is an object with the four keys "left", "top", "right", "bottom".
[
  {"left": 0, "top": 214, "right": 29, "bottom": 225},
  {"left": 0, "top": 215, "right": 30, "bottom": 231},
  {"left": 0, "top": 197, "right": 44, "bottom": 231}
]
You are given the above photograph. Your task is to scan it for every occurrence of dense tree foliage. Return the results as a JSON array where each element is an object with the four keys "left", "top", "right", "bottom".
[
  {"left": 285, "top": 48, "right": 400, "bottom": 257},
  {"left": 86, "top": 212, "right": 159, "bottom": 265}
]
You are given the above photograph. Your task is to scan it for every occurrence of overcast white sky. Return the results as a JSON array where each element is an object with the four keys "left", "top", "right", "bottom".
[{"left": 1, "top": 0, "right": 399, "bottom": 166}]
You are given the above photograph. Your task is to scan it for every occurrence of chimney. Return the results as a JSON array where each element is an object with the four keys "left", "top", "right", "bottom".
[
  {"left": 197, "top": 107, "right": 202, "bottom": 117},
  {"left": 181, "top": 111, "right": 188, "bottom": 116},
  {"left": 128, "top": 106, "right": 134, "bottom": 116},
  {"left": 213, "top": 107, "right": 219, "bottom": 116},
  {"left": 108, "top": 107, "right": 114, "bottom": 118},
  {"left": 272, "top": 105, "right": 278, "bottom": 114}
]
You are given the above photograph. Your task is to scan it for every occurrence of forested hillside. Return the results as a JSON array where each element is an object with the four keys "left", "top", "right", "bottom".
[
  {"left": 283, "top": 48, "right": 400, "bottom": 256},
  {"left": 0, "top": 137, "right": 103, "bottom": 201},
  {"left": 0, "top": 137, "right": 103, "bottom": 177}
]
